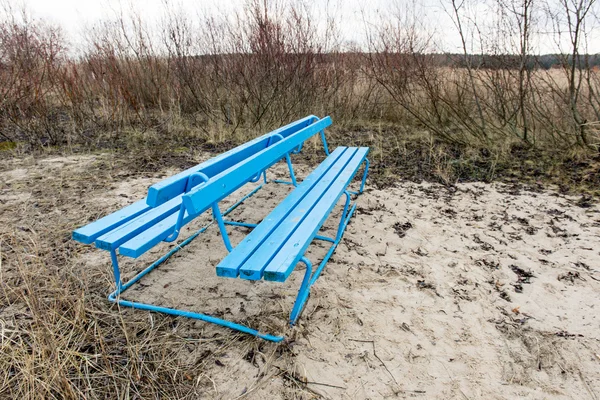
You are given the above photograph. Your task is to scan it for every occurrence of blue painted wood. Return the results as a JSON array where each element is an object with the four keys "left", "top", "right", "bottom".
[
  {"left": 182, "top": 117, "right": 332, "bottom": 217},
  {"left": 95, "top": 194, "right": 184, "bottom": 251},
  {"left": 215, "top": 147, "right": 347, "bottom": 278},
  {"left": 121, "top": 183, "right": 264, "bottom": 259},
  {"left": 72, "top": 200, "right": 151, "bottom": 244},
  {"left": 147, "top": 139, "right": 267, "bottom": 207},
  {"left": 262, "top": 147, "right": 369, "bottom": 282},
  {"left": 146, "top": 115, "right": 319, "bottom": 207},
  {"left": 237, "top": 148, "right": 358, "bottom": 280},
  {"left": 119, "top": 208, "right": 190, "bottom": 258}
]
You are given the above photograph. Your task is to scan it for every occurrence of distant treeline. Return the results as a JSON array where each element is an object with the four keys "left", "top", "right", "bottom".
[
  {"left": 320, "top": 53, "right": 600, "bottom": 70},
  {"left": 437, "top": 53, "right": 600, "bottom": 70},
  {"left": 196, "top": 52, "right": 600, "bottom": 70}
]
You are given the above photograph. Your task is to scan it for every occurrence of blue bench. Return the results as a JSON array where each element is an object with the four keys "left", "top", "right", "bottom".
[{"left": 73, "top": 115, "right": 369, "bottom": 342}]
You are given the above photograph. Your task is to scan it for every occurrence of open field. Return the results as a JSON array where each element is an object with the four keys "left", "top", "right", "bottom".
[{"left": 1, "top": 148, "right": 599, "bottom": 399}]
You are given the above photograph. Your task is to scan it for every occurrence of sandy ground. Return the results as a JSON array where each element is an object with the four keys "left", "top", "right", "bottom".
[{"left": 2, "top": 153, "right": 600, "bottom": 399}]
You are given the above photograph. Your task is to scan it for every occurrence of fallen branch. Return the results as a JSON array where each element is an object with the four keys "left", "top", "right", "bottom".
[{"left": 348, "top": 338, "right": 398, "bottom": 385}]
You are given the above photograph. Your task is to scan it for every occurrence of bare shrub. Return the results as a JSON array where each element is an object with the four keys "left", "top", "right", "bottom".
[
  {"left": 0, "top": 6, "right": 68, "bottom": 145},
  {"left": 0, "top": 0, "right": 598, "bottom": 151}
]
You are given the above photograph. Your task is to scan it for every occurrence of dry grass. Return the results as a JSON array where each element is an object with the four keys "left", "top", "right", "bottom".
[{"left": 0, "top": 153, "right": 324, "bottom": 399}]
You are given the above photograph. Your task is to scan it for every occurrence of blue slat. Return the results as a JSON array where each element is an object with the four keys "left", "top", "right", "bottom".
[
  {"left": 147, "top": 139, "right": 267, "bottom": 207},
  {"left": 146, "top": 115, "right": 319, "bottom": 207},
  {"left": 215, "top": 147, "right": 348, "bottom": 278},
  {"left": 119, "top": 208, "right": 191, "bottom": 258},
  {"left": 95, "top": 195, "right": 184, "bottom": 251},
  {"left": 182, "top": 117, "right": 332, "bottom": 217},
  {"left": 72, "top": 199, "right": 151, "bottom": 245},
  {"left": 237, "top": 148, "right": 358, "bottom": 280},
  {"left": 263, "top": 147, "right": 369, "bottom": 282}
]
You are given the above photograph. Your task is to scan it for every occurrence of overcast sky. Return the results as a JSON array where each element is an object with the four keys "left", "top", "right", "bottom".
[{"left": 10, "top": 0, "right": 600, "bottom": 54}]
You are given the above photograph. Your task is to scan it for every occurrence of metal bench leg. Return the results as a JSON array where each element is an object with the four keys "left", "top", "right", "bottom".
[
  {"left": 110, "top": 249, "right": 123, "bottom": 293},
  {"left": 272, "top": 152, "right": 298, "bottom": 186},
  {"left": 285, "top": 153, "right": 297, "bottom": 186},
  {"left": 290, "top": 191, "right": 358, "bottom": 325},
  {"left": 320, "top": 129, "right": 330, "bottom": 155},
  {"left": 108, "top": 292, "right": 284, "bottom": 342},
  {"left": 212, "top": 202, "right": 233, "bottom": 252},
  {"left": 266, "top": 133, "right": 297, "bottom": 187},
  {"left": 290, "top": 257, "right": 313, "bottom": 326},
  {"left": 308, "top": 191, "right": 357, "bottom": 288},
  {"left": 336, "top": 191, "right": 352, "bottom": 241},
  {"left": 348, "top": 158, "right": 370, "bottom": 195}
]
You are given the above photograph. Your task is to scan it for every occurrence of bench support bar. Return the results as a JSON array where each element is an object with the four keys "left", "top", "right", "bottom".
[
  {"left": 108, "top": 294, "right": 283, "bottom": 342},
  {"left": 290, "top": 257, "right": 313, "bottom": 325}
]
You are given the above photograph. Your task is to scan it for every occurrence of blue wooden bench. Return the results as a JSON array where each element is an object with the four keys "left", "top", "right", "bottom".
[{"left": 73, "top": 115, "right": 369, "bottom": 342}]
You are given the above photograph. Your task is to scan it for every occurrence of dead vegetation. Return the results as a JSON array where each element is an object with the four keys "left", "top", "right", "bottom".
[
  {"left": 0, "top": 0, "right": 599, "bottom": 152},
  {"left": 0, "top": 154, "right": 319, "bottom": 399},
  {"left": 1, "top": 1, "right": 599, "bottom": 198}
]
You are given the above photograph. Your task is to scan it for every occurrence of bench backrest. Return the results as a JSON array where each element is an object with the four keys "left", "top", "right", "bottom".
[
  {"left": 146, "top": 115, "right": 320, "bottom": 207},
  {"left": 72, "top": 115, "right": 331, "bottom": 247},
  {"left": 182, "top": 116, "right": 332, "bottom": 217}
]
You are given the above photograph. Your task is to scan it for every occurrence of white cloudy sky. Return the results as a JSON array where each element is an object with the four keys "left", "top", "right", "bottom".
[{"left": 10, "top": 0, "right": 600, "bottom": 54}]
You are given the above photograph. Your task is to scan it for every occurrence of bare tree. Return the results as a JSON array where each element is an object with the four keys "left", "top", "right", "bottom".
[
  {"left": 546, "top": 0, "right": 598, "bottom": 146},
  {"left": 506, "top": 0, "right": 536, "bottom": 143},
  {"left": 446, "top": 0, "right": 487, "bottom": 138}
]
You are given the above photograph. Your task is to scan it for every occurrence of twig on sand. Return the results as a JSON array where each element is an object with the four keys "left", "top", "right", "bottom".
[
  {"left": 275, "top": 366, "right": 347, "bottom": 392},
  {"left": 348, "top": 338, "right": 398, "bottom": 385},
  {"left": 578, "top": 369, "right": 598, "bottom": 400},
  {"left": 305, "top": 381, "right": 347, "bottom": 389},
  {"left": 437, "top": 359, "right": 470, "bottom": 400}
]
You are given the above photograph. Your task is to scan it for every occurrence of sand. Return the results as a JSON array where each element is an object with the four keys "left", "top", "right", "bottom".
[
  {"left": 108, "top": 158, "right": 600, "bottom": 399},
  {"left": 3, "top": 153, "right": 600, "bottom": 399}
]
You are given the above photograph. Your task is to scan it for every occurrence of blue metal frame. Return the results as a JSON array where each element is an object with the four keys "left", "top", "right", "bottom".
[{"left": 104, "top": 137, "right": 369, "bottom": 342}]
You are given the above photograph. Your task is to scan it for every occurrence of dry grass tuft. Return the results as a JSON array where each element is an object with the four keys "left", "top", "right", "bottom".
[{"left": 0, "top": 154, "right": 277, "bottom": 399}]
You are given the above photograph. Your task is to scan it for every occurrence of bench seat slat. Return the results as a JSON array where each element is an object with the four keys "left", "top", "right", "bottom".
[
  {"left": 146, "top": 115, "right": 318, "bottom": 207},
  {"left": 72, "top": 200, "right": 152, "bottom": 245},
  {"left": 236, "top": 148, "right": 359, "bottom": 280},
  {"left": 95, "top": 194, "right": 184, "bottom": 251},
  {"left": 215, "top": 147, "right": 348, "bottom": 278},
  {"left": 118, "top": 208, "right": 192, "bottom": 258},
  {"left": 262, "top": 147, "right": 368, "bottom": 282}
]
